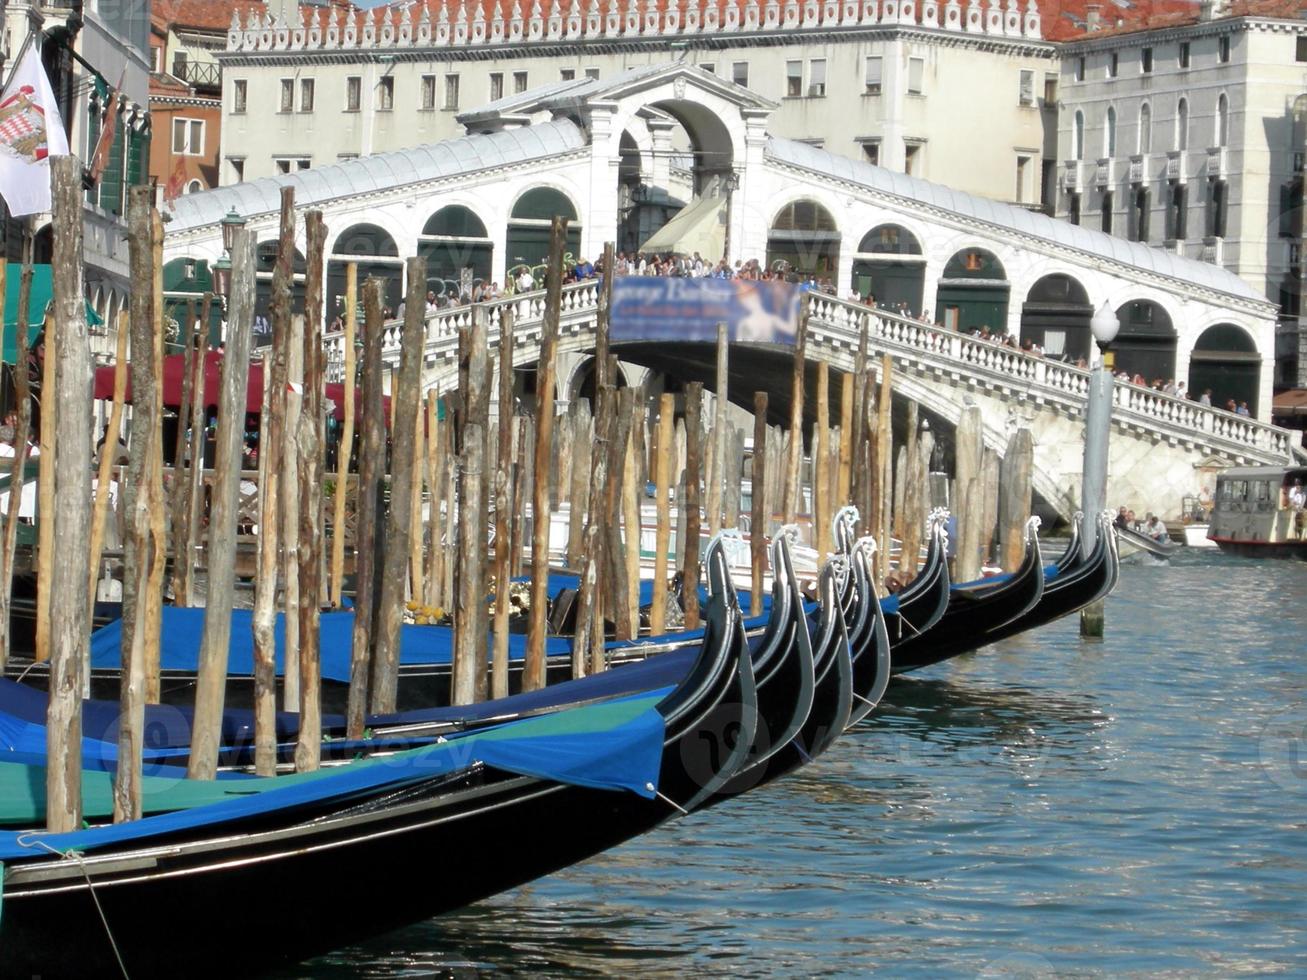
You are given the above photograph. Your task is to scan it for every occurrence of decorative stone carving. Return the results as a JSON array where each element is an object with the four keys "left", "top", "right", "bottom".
[
  {"left": 921, "top": 0, "right": 937, "bottom": 26},
  {"left": 665, "top": 0, "right": 681, "bottom": 32},
  {"left": 882, "top": 0, "right": 898, "bottom": 21},
  {"left": 1023, "top": 0, "right": 1040, "bottom": 36},
  {"left": 644, "top": 0, "right": 659, "bottom": 32},
  {"left": 547, "top": 0, "right": 563, "bottom": 38},
  {"left": 985, "top": 0, "right": 1003, "bottom": 32},
  {"left": 566, "top": 0, "right": 582, "bottom": 37},
  {"left": 419, "top": 6, "right": 434, "bottom": 43},
  {"left": 943, "top": 0, "right": 961, "bottom": 29},
  {"left": 362, "top": 7, "right": 376, "bottom": 44},
  {"left": 625, "top": 0, "right": 640, "bottom": 33},
  {"left": 685, "top": 0, "right": 701, "bottom": 32},
  {"left": 763, "top": 0, "right": 780, "bottom": 28},
  {"left": 510, "top": 0, "right": 524, "bottom": 39},
  {"left": 472, "top": 3, "right": 487, "bottom": 41},
  {"left": 528, "top": 0, "right": 544, "bottom": 39},
  {"left": 605, "top": 0, "right": 622, "bottom": 33},
  {"left": 715, "top": 0, "right": 732, "bottom": 30},
  {"left": 965, "top": 0, "right": 982, "bottom": 31},
  {"left": 1004, "top": 0, "right": 1020, "bottom": 33},
  {"left": 436, "top": 3, "right": 451, "bottom": 43},
  {"left": 861, "top": 0, "right": 878, "bottom": 23}
]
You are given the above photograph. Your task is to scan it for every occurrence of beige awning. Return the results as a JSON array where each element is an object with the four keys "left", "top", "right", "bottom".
[{"left": 639, "top": 194, "right": 727, "bottom": 258}]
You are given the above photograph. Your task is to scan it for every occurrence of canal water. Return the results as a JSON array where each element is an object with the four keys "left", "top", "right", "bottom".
[{"left": 289, "top": 551, "right": 1307, "bottom": 977}]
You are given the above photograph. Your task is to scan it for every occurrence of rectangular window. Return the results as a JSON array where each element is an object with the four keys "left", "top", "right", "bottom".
[
  {"left": 1179, "top": 41, "right": 1191, "bottom": 68},
  {"left": 699, "top": 62, "right": 716, "bottom": 75},
  {"left": 1016, "top": 154, "right": 1031, "bottom": 202},
  {"left": 1209, "top": 177, "right": 1228, "bottom": 237},
  {"left": 299, "top": 78, "right": 314, "bottom": 112},
  {"left": 444, "top": 74, "right": 459, "bottom": 110},
  {"left": 1167, "top": 181, "right": 1188, "bottom": 240},
  {"left": 1108, "top": 52, "right": 1119, "bottom": 78},
  {"left": 559, "top": 68, "right": 575, "bottom": 82},
  {"left": 514, "top": 71, "right": 529, "bottom": 93},
  {"left": 1219, "top": 35, "right": 1230, "bottom": 63},
  {"left": 1297, "top": 36, "right": 1307, "bottom": 62},
  {"left": 276, "top": 159, "right": 291, "bottom": 175},
  {"left": 585, "top": 67, "right": 600, "bottom": 80},
  {"left": 171, "top": 117, "right": 205, "bottom": 156},
  {"left": 808, "top": 59, "right": 826, "bottom": 97},
  {"left": 489, "top": 72, "right": 504, "bottom": 100},
  {"left": 733, "top": 61, "right": 749, "bottom": 87},
  {"left": 230, "top": 158, "right": 245, "bottom": 182},
  {"left": 279, "top": 78, "right": 294, "bottom": 113},
  {"left": 905, "top": 140, "right": 923, "bottom": 176},
  {"left": 233, "top": 79, "right": 247, "bottom": 114},
  {"left": 786, "top": 61, "right": 803, "bottom": 97},
  {"left": 908, "top": 57, "right": 925, "bottom": 95},
  {"left": 151, "top": 46, "right": 161, "bottom": 72},
  {"left": 1101, "top": 190, "right": 1113, "bottom": 233},
  {"left": 275, "top": 157, "right": 311, "bottom": 173},
  {"left": 865, "top": 57, "right": 882, "bottom": 95},
  {"left": 1075, "top": 56, "right": 1085, "bottom": 81},
  {"left": 1069, "top": 191, "right": 1082, "bottom": 225},
  {"left": 1131, "top": 185, "right": 1150, "bottom": 241},
  {"left": 378, "top": 76, "right": 394, "bottom": 111},
  {"left": 346, "top": 76, "right": 361, "bottom": 112},
  {"left": 1141, "top": 47, "right": 1153, "bottom": 73},
  {"left": 1043, "top": 73, "right": 1058, "bottom": 104},
  {"left": 421, "top": 75, "right": 437, "bottom": 110},
  {"left": 1019, "top": 69, "right": 1035, "bottom": 106},
  {"left": 862, "top": 141, "right": 880, "bottom": 166}
]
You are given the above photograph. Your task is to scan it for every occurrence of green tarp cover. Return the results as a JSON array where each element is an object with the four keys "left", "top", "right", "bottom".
[{"left": 3, "top": 264, "right": 104, "bottom": 362}]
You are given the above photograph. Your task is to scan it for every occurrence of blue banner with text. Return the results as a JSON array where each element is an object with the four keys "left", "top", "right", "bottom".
[{"left": 611, "top": 277, "right": 803, "bottom": 346}]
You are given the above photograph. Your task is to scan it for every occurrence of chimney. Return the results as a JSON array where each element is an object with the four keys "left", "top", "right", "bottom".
[
  {"left": 1085, "top": 3, "right": 1101, "bottom": 30},
  {"left": 1198, "top": 0, "right": 1219, "bottom": 21}
]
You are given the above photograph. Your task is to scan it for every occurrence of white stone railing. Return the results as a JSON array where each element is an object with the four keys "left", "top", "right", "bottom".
[
  {"left": 325, "top": 281, "right": 1299, "bottom": 466},
  {"left": 227, "top": 0, "right": 1045, "bottom": 55}
]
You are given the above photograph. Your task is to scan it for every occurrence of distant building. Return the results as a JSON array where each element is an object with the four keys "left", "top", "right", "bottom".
[{"left": 1053, "top": 0, "right": 1307, "bottom": 389}]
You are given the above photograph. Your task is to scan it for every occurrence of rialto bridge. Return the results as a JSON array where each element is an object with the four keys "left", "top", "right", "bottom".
[{"left": 160, "top": 62, "right": 1298, "bottom": 520}]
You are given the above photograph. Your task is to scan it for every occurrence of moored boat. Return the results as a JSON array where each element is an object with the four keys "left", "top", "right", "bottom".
[{"left": 1207, "top": 465, "right": 1307, "bottom": 558}]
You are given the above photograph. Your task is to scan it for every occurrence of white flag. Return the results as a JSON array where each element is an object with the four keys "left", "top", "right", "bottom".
[{"left": 0, "top": 43, "right": 69, "bottom": 217}]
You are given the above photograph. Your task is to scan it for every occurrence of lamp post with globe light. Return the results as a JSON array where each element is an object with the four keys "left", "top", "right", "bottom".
[{"left": 1079, "top": 301, "right": 1121, "bottom": 636}]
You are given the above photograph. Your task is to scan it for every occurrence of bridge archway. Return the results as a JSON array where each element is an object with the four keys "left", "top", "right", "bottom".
[
  {"left": 767, "top": 199, "right": 840, "bottom": 282},
  {"left": 571, "top": 355, "right": 630, "bottom": 406},
  {"left": 254, "top": 240, "right": 306, "bottom": 348},
  {"left": 1021, "top": 273, "right": 1092, "bottom": 361},
  {"left": 1113, "top": 299, "right": 1176, "bottom": 383},
  {"left": 935, "top": 248, "right": 1009, "bottom": 334},
  {"left": 328, "top": 223, "right": 403, "bottom": 322},
  {"left": 851, "top": 224, "right": 925, "bottom": 314},
  {"left": 507, "top": 187, "right": 582, "bottom": 283},
  {"left": 1188, "top": 323, "right": 1261, "bottom": 414},
  {"left": 419, "top": 205, "right": 494, "bottom": 298}
]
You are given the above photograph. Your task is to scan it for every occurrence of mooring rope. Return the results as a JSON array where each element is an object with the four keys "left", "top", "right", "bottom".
[
  {"left": 647, "top": 783, "right": 689, "bottom": 816},
  {"left": 17, "top": 833, "right": 130, "bottom": 979}
]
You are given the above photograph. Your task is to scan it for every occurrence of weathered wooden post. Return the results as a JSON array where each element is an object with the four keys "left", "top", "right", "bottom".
[
  {"left": 0, "top": 248, "right": 33, "bottom": 665},
  {"left": 168, "top": 309, "right": 204, "bottom": 605},
  {"left": 682, "top": 383, "right": 704, "bottom": 630},
  {"left": 250, "top": 358, "right": 280, "bottom": 776},
  {"left": 782, "top": 301, "right": 808, "bottom": 526},
  {"left": 294, "top": 210, "right": 327, "bottom": 771},
  {"left": 329, "top": 261, "right": 357, "bottom": 607},
  {"left": 576, "top": 385, "right": 614, "bottom": 671},
  {"left": 181, "top": 296, "right": 209, "bottom": 607},
  {"left": 708, "top": 324, "right": 729, "bottom": 535},
  {"left": 596, "top": 241, "right": 614, "bottom": 390},
  {"left": 999, "top": 426, "right": 1034, "bottom": 572},
  {"left": 849, "top": 317, "right": 869, "bottom": 531},
  {"left": 188, "top": 230, "right": 254, "bottom": 781},
  {"left": 524, "top": 217, "right": 566, "bottom": 691},
  {"left": 838, "top": 372, "right": 854, "bottom": 507},
  {"left": 566, "top": 399, "right": 592, "bottom": 567},
  {"left": 346, "top": 280, "right": 386, "bottom": 737},
  {"left": 814, "top": 361, "right": 831, "bottom": 558},
  {"left": 604, "top": 388, "right": 635, "bottom": 640},
  {"left": 649, "top": 392, "right": 675, "bottom": 635},
  {"left": 46, "top": 155, "right": 93, "bottom": 830},
  {"left": 372, "top": 258, "right": 427, "bottom": 714},
  {"left": 492, "top": 305, "right": 516, "bottom": 698},
  {"left": 88, "top": 320, "right": 127, "bottom": 608},
  {"left": 623, "top": 398, "right": 643, "bottom": 633},
  {"left": 425, "top": 396, "right": 444, "bottom": 608},
  {"left": 876, "top": 354, "right": 894, "bottom": 580},
  {"left": 954, "top": 405, "right": 985, "bottom": 583},
  {"left": 453, "top": 308, "right": 489, "bottom": 704},
  {"left": 751, "top": 392, "right": 768, "bottom": 617}
]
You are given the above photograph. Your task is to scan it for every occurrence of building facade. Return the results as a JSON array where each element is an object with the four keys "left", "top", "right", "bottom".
[
  {"left": 217, "top": 0, "right": 1058, "bottom": 205},
  {"left": 1053, "top": 0, "right": 1307, "bottom": 389}
]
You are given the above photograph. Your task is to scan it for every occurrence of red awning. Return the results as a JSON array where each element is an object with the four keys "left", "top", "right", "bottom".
[
  {"left": 93, "top": 351, "right": 390, "bottom": 423},
  {"left": 1272, "top": 389, "right": 1307, "bottom": 417}
]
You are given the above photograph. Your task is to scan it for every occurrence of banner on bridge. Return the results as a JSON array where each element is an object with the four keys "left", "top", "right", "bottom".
[{"left": 610, "top": 277, "right": 803, "bottom": 345}]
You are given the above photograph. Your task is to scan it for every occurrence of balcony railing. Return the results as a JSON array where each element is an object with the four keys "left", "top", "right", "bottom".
[
  {"left": 1206, "top": 146, "right": 1227, "bottom": 178},
  {"left": 1095, "top": 157, "right": 1112, "bottom": 188},
  {"left": 1165, "top": 150, "right": 1185, "bottom": 183},
  {"left": 172, "top": 60, "right": 221, "bottom": 92}
]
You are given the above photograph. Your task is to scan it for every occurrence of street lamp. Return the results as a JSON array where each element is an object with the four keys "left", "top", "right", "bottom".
[
  {"left": 220, "top": 207, "right": 246, "bottom": 254},
  {"left": 1089, "top": 301, "right": 1122, "bottom": 368},
  {"left": 211, "top": 255, "right": 232, "bottom": 306},
  {"left": 1079, "top": 300, "right": 1120, "bottom": 635}
]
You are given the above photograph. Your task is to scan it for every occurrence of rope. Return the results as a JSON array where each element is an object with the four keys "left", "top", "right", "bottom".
[
  {"left": 648, "top": 784, "right": 689, "bottom": 816},
  {"left": 17, "top": 834, "right": 130, "bottom": 979}
]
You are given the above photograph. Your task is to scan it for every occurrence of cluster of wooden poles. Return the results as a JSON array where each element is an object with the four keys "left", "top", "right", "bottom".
[{"left": 24, "top": 159, "right": 1035, "bottom": 835}]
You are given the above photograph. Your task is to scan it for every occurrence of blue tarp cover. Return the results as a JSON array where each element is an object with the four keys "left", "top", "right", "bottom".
[{"left": 0, "top": 687, "right": 670, "bottom": 861}]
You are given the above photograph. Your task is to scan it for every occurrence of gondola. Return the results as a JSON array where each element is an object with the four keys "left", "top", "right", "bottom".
[
  {"left": 923, "top": 511, "right": 1118, "bottom": 659},
  {"left": 887, "top": 517, "right": 1046, "bottom": 673},
  {"left": 0, "top": 540, "right": 776, "bottom": 978},
  {"left": 882, "top": 513, "right": 952, "bottom": 645}
]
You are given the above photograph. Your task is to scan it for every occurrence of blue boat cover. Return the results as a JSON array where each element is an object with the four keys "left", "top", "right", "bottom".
[{"left": 0, "top": 687, "right": 671, "bottom": 861}]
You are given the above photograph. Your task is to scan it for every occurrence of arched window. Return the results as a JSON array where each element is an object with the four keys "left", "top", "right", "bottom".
[
  {"left": 184, "top": 179, "right": 203, "bottom": 195},
  {"left": 1139, "top": 103, "right": 1152, "bottom": 155},
  {"left": 852, "top": 224, "right": 925, "bottom": 314},
  {"left": 420, "top": 205, "right": 493, "bottom": 299},
  {"left": 1073, "top": 111, "right": 1084, "bottom": 161},
  {"left": 1105, "top": 106, "right": 1117, "bottom": 158},
  {"left": 507, "top": 187, "right": 582, "bottom": 283},
  {"left": 1216, "top": 93, "right": 1229, "bottom": 147},
  {"left": 1188, "top": 323, "right": 1261, "bottom": 415},
  {"left": 328, "top": 223, "right": 404, "bottom": 323},
  {"left": 1177, "top": 98, "right": 1189, "bottom": 151},
  {"left": 935, "top": 248, "right": 1010, "bottom": 334},
  {"left": 765, "top": 199, "right": 841, "bottom": 281}
]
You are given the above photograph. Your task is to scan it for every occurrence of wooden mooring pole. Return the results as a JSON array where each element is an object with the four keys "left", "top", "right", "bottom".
[
  {"left": 492, "top": 305, "right": 515, "bottom": 698},
  {"left": 650, "top": 392, "right": 674, "bottom": 635},
  {"left": 751, "top": 392, "right": 768, "bottom": 617},
  {"left": 453, "top": 308, "right": 489, "bottom": 705},
  {"left": 682, "top": 383, "right": 704, "bottom": 630},
  {"left": 329, "top": 262, "right": 357, "bottom": 607}
]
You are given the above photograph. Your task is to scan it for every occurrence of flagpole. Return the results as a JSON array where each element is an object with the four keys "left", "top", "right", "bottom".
[{"left": 0, "top": 30, "right": 37, "bottom": 98}]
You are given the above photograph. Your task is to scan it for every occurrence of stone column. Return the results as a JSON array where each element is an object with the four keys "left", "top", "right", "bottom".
[{"left": 582, "top": 101, "right": 622, "bottom": 263}]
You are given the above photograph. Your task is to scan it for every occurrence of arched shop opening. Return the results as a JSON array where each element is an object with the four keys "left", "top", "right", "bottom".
[
  {"left": 851, "top": 224, "right": 925, "bottom": 315},
  {"left": 935, "top": 248, "right": 1009, "bottom": 334},
  {"left": 507, "top": 188, "right": 581, "bottom": 286},
  {"left": 1020, "top": 273, "right": 1092, "bottom": 361},
  {"left": 419, "top": 205, "right": 494, "bottom": 300},
  {"left": 328, "top": 224, "right": 403, "bottom": 324},
  {"left": 1113, "top": 299, "right": 1177, "bottom": 384},
  {"left": 766, "top": 200, "right": 840, "bottom": 282},
  {"left": 254, "top": 241, "right": 306, "bottom": 348},
  {"left": 1188, "top": 323, "right": 1261, "bottom": 414}
]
